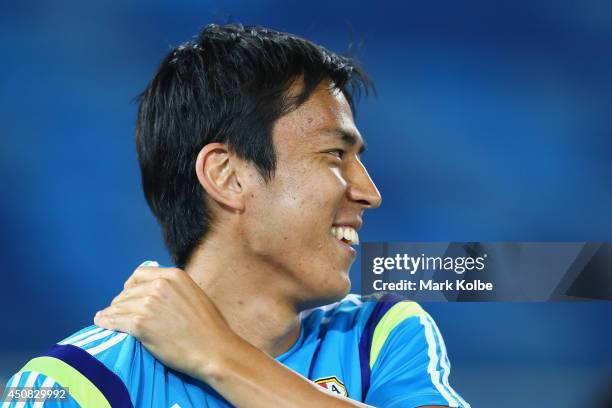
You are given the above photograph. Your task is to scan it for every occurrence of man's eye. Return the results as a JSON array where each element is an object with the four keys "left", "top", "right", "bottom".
[{"left": 327, "top": 149, "right": 345, "bottom": 159}]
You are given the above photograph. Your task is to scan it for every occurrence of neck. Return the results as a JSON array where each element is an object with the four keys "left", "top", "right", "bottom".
[{"left": 184, "top": 237, "right": 303, "bottom": 358}]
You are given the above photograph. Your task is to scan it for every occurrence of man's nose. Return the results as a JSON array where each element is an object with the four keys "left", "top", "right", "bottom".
[{"left": 346, "top": 159, "right": 382, "bottom": 209}]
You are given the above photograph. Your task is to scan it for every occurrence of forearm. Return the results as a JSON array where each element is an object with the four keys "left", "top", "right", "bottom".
[{"left": 199, "top": 335, "right": 374, "bottom": 408}]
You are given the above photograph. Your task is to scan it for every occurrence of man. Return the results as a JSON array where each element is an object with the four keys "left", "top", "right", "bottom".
[{"left": 2, "top": 24, "right": 469, "bottom": 407}]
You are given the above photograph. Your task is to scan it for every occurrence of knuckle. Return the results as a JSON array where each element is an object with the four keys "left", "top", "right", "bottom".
[
  {"left": 132, "top": 315, "right": 146, "bottom": 333},
  {"left": 143, "top": 294, "right": 157, "bottom": 307},
  {"left": 152, "top": 278, "right": 168, "bottom": 295}
]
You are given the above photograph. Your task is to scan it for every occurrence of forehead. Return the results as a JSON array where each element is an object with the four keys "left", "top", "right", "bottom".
[{"left": 272, "top": 81, "right": 361, "bottom": 151}]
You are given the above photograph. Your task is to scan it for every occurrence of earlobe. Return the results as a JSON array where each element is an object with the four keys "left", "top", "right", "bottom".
[{"left": 195, "top": 143, "right": 245, "bottom": 212}]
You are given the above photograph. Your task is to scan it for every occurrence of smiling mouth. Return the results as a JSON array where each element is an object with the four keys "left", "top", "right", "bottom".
[{"left": 330, "top": 226, "right": 359, "bottom": 246}]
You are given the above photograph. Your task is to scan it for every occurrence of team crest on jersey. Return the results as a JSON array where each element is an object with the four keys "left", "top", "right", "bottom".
[{"left": 314, "top": 376, "right": 348, "bottom": 396}]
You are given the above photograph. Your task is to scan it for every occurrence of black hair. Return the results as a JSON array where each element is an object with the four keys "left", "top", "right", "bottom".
[{"left": 136, "top": 23, "right": 372, "bottom": 268}]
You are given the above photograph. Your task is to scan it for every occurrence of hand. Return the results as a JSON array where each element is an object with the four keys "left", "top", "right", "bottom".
[
  {"left": 94, "top": 262, "right": 374, "bottom": 408},
  {"left": 94, "top": 262, "right": 237, "bottom": 380}
]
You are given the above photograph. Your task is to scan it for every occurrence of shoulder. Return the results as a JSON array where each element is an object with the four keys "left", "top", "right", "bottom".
[
  {"left": 356, "top": 295, "right": 470, "bottom": 408},
  {"left": 299, "top": 293, "right": 431, "bottom": 351},
  {"left": 316, "top": 295, "right": 469, "bottom": 407},
  {"left": 302, "top": 293, "right": 434, "bottom": 365},
  {"left": 54, "top": 325, "right": 144, "bottom": 374}
]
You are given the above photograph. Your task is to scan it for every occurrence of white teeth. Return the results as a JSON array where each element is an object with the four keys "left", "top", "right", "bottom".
[{"left": 330, "top": 226, "right": 359, "bottom": 245}]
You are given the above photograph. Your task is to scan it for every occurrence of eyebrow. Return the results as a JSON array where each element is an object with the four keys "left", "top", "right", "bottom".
[{"left": 324, "top": 128, "right": 367, "bottom": 154}]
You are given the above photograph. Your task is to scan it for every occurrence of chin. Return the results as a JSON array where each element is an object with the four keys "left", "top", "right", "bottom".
[
  {"left": 294, "top": 259, "right": 353, "bottom": 308},
  {"left": 313, "top": 273, "right": 352, "bottom": 304}
]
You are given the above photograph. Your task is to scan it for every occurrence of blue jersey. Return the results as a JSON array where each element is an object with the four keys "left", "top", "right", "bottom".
[{"left": 2, "top": 294, "right": 469, "bottom": 407}]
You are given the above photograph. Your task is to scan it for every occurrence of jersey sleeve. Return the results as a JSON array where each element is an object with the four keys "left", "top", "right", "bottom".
[
  {"left": 363, "top": 301, "right": 470, "bottom": 408},
  {"left": 2, "top": 326, "right": 135, "bottom": 408}
]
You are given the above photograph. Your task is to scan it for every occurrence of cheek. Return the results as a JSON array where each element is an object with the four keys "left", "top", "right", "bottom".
[
  {"left": 293, "top": 162, "right": 347, "bottom": 201},
  {"left": 278, "top": 170, "right": 348, "bottom": 256},
  {"left": 246, "top": 167, "right": 347, "bottom": 250},
  {"left": 283, "top": 166, "right": 347, "bottom": 222}
]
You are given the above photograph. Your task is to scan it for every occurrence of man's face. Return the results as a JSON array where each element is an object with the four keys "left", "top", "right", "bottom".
[{"left": 241, "top": 81, "right": 382, "bottom": 304}]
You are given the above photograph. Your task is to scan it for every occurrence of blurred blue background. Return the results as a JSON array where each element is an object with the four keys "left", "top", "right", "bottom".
[{"left": 1, "top": 1, "right": 611, "bottom": 406}]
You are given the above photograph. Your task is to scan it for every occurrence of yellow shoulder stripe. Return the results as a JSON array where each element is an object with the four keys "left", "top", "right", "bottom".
[
  {"left": 370, "top": 301, "right": 427, "bottom": 369},
  {"left": 19, "top": 356, "right": 111, "bottom": 408}
]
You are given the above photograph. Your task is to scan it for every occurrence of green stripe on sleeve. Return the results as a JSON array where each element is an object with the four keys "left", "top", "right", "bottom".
[
  {"left": 370, "top": 301, "right": 427, "bottom": 369},
  {"left": 19, "top": 357, "right": 111, "bottom": 408}
]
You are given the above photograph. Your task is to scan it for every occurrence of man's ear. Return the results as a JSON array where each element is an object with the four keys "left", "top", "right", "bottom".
[{"left": 195, "top": 143, "right": 245, "bottom": 213}]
